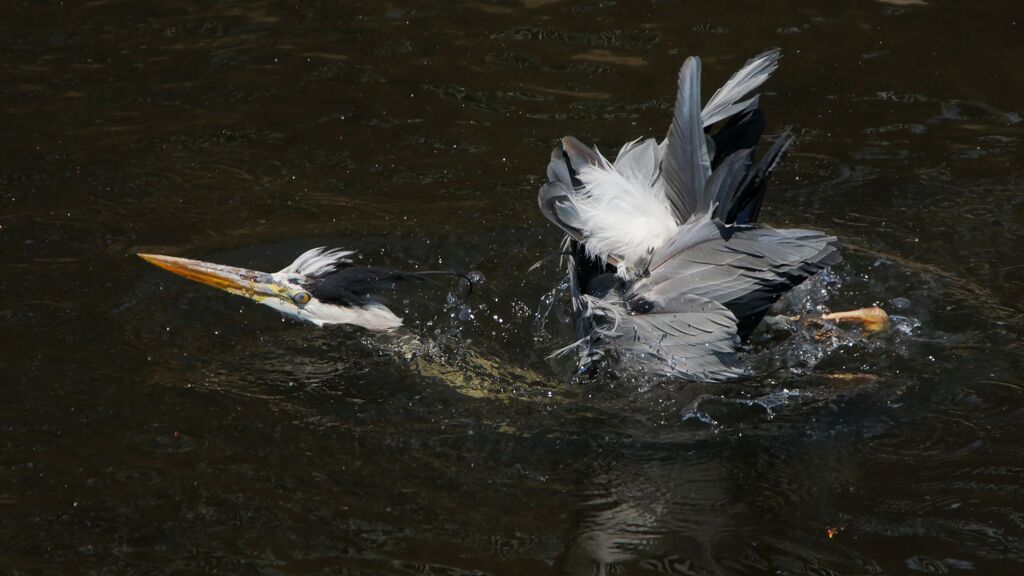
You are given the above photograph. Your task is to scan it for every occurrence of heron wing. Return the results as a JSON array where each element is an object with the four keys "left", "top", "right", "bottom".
[
  {"left": 563, "top": 245, "right": 745, "bottom": 381},
  {"left": 537, "top": 141, "right": 600, "bottom": 244},
  {"left": 638, "top": 220, "right": 841, "bottom": 338},
  {"left": 725, "top": 128, "right": 794, "bottom": 225},
  {"left": 661, "top": 57, "right": 712, "bottom": 223},
  {"left": 538, "top": 180, "right": 586, "bottom": 243},
  {"left": 705, "top": 148, "right": 755, "bottom": 222},
  {"left": 659, "top": 50, "right": 782, "bottom": 223},
  {"left": 619, "top": 295, "right": 746, "bottom": 381},
  {"left": 582, "top": 291, "right": 746, "bottom": 381},
  {"left": 700, "top": 49, "right": 782, "bottom": 128}
]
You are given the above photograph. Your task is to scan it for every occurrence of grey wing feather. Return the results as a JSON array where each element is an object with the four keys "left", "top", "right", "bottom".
[
  {"left": 638, "top": 221, "right": 841, "bottom": 338},
  {"left": 602, "top": 295, "right": 746, "bottom": 381},
  {"left": 539, "top": 146, "right": 587, "bottom": 242},
  {"left": 647, "top": 218, "right": 725, "bottom": 271},
  {"left": 706, "top": 149, "right": 755, "bottom": 222},
  {"left": 538, "top": 139, "right": 625, "bottom": 267},
  {"left": 538, "top": 181, "right": 585, "bottom": 242},
  {"left": 701, "top": 49, "right": 782, "bottom": 128},
  {"left": 661, "top": 57, "right": 712, "bottom": 223},
  {"left": 546, "top": 146, "right": 575, "bottom": 187},
  {"left": 728, "top": 129, "right": 794, "bottom": 224},
  {"left": 564, "top": 243, "right": 745, "bottom": 381}
]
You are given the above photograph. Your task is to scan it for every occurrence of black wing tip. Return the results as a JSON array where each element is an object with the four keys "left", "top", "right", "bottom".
[{"left": 820, "top": 240, "right": 843, "bottom": 267}]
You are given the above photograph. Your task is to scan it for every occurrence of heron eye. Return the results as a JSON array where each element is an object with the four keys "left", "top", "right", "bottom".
[{"left": 292, "top": 291, "right": 311, "bottom": 306}]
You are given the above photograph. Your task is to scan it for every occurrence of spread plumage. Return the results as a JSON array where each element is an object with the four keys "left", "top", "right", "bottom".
[{"left": 538, "top": 49, "right": 841, "bottom": 381}]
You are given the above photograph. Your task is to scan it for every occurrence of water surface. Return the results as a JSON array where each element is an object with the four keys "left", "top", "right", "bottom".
[{"left": 3, "top": 1, "right": 1024, "bottom": 573}]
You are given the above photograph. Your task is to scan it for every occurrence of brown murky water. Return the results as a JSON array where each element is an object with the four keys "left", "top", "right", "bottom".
[{"left": 3, "top": 1, "right": 1024, "bottom": 574}]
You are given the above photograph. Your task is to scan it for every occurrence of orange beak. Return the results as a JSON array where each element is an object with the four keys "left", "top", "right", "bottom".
[{"left": 138, "top": 253, "right": 277, "bottom": 301}]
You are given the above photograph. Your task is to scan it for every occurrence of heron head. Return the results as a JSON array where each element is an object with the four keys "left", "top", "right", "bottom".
[{"left": 138, "top": 247, "right": 403, "bottom": 330}]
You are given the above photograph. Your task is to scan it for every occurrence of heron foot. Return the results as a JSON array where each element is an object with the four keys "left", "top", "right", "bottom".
[{"left": 819, "top": 306, "right": 890, "bottom": 334}]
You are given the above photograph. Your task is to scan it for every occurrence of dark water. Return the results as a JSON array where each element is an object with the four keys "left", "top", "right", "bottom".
[{"left": 3, "top": 1, "right": 1024, "bottom": 573}]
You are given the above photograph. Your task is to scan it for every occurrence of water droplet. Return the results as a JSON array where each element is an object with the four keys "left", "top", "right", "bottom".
[{"left": 890, "top": 296, "right": 911, "bottom": 310}]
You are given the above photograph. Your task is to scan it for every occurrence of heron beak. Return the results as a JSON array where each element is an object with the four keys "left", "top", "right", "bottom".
[{"left": 138, "top": 253, "right": 279, "bottom": 302}]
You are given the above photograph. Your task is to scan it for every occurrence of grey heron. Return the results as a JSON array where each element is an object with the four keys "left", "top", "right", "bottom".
[
  {"left": 139, "top": 248, "right": 470, "bottom": 331},
  {"left": 538, "top": 49, "right": 881, "bottom": 381}
]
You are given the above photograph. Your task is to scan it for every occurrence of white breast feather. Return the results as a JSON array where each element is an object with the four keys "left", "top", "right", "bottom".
[{"left": 572, "top": 152, "right": 679, "bottom": 273}]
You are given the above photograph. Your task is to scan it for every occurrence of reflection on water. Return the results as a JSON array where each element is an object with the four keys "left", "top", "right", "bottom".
[{"left": 2, "top": 0, "right": 1024, "bottom": 573}]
